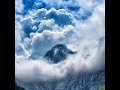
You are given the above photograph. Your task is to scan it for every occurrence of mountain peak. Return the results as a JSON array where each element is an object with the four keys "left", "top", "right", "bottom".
[{"left": 44, "top": 44, "right": 76, "bottom": 63}]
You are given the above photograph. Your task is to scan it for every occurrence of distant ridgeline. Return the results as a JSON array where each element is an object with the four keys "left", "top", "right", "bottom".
[{"left": 44, "top": 44, "right": 77, "bottom": 63}]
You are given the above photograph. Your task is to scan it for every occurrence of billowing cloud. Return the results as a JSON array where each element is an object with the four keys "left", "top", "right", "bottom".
[
  {"left": 21, "top": 0, "right": 103, "bottom": 20},
  {"left": 45, "top": 8, "right": 75, "bottom": 26},
  {"left": 29, "top": 25, "right": 76, "bottom": 59},
  {"left": 38, "top": 19, "right": 55, "bottom": 32},
  {"left": 18, "top": 8, "right": 75, "bottom": 38},
  {"left": 15, "top": 0, "right": 105, "bottom": 84}
]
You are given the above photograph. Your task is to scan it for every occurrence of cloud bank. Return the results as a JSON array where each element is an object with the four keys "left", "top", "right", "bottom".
[{"left": 15, "top": 0, "right": 105, "bottom": 83}]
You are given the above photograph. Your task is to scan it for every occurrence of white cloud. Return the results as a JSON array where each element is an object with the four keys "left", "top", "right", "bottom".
[
  {"left": 45, "top": 8, "right": 75, "bottom": 26},
  {"left": 74, "top": 1, "right": 105, "bottom": 40},
  {"left": 15, "top": 30, "right": 21, "bottom": 48},
  {"left": 76, "top": 0, "right": 102, "bottom": 10},
  {"left": 38, "top": 19, "right": 55, "bottom": 32},
  {"left": 15, "top": 20, "right": 23, "bottom": 48},
  {"left": 15, "top": 0, "right": 24, "bottom": 13},
  {"left": 20, "top": 16, "right": 36, "bottom": 36},
  {"left": 29, "top": 26, "right": 76, "bottom": 59},
  {"left": 17, "top": 8, "right": 75, "bottom": 38},
  {"left": 35, "top": 8, "right": 47, "bottom": 20},
  {"left": 15, "top": 0, "right": 105, "bottom": 83},
  {"left": 29, "top": 0, "right": 104, "bottom": 21}
]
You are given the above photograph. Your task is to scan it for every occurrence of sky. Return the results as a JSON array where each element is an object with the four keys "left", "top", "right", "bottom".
[{"left": 15, "top": 0, "right": 105, "bottom": 83}]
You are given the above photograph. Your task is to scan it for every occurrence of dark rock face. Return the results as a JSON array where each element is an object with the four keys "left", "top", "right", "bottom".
[
  {"left": 44, "top": 44, "right": 76, "bottom": 63},
  {"left": 15, "top": 82, "right": 25, "bottom": 90}
]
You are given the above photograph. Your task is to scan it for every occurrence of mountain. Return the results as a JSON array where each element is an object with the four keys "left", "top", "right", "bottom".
[
  {"left": 44, "top": 44, "right": 76, "bottom": 63},
  {"left": 15, "top": 82, "right": 25, "bottom": 90}
]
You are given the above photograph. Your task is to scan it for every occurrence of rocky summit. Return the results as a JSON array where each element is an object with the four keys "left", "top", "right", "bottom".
[{"left": 44, "top": 44, "right": 76, "bottom": 63}]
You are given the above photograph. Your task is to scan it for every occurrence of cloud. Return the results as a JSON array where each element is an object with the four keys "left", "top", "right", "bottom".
[
  {"left": 74, "top": 1, "right": 105, "bottom": 40},
  {"left": 15, "top": 28, "right": 21, "bottom": 46},
  {"left": 21, "top": 0, "right": 103, "bottom": 20},
  {"left": 15, "top": 20, "right": 23, "bottom": 48},
  {"left": 35, "top": 8, "right": 75, "bottom": 26},
  {"left": 35, "top": 8, "right": 47, "bottom": 20},
  {"left": 15, "top": 0, "right": 105, "bottom": 83},
  {"left": 18, "top": 8, "right": 75, "bottom": 38},
  {"left": 15, "top": 38, "right": 103, "bottom": 82},
  {"left": 15, "top": 0, "right": 24, "bottom": 14},
  {"left": 20, "top": 16, "right": 35, "bottom": 37},
  {"left": 45, "top": 8, "right": 75, "bottom": 26},
  {"left": 38, "top": 19, "right": 55, "bottom": 32},
  {"left": 33, "top": 0, "right": 46, "bottom": 9},
  {"left": 29, "top": 26, "right": 75, "bottom": 59}
]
